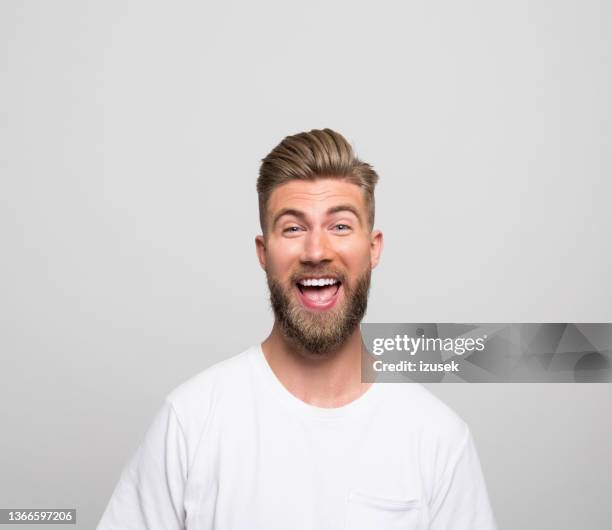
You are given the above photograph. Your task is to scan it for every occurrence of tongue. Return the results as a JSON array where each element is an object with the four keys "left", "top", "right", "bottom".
[{"left": 302, "top": 285, "right": 338, "bottom": 303}]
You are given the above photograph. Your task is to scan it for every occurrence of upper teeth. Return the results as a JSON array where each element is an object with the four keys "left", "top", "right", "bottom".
[{"left": 299, "top": 278, "right": 339, "bottom": 287}]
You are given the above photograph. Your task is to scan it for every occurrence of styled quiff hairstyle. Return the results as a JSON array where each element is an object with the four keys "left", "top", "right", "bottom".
[{"left": 257, "top": 128, "right": 379, "bottom": 234}]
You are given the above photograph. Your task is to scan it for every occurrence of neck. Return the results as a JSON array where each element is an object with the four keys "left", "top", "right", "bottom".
[{"left": 260, "top": 322, "right": 372, "bottom": 408}]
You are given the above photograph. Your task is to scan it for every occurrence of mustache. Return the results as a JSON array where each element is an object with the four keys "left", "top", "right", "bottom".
[{"left": 288, "top": 268, "right": 348, "bottom": 284}]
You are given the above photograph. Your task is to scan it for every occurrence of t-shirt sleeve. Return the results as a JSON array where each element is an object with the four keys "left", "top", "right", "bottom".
[
  {"left": 428, "top": 429, "right": 498, "bottom": 530},
  {"left": 97, "top": 399, "right": 188, "bottom": 530}
]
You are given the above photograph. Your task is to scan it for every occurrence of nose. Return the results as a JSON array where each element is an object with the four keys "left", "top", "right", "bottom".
[{"left": 300, "top": 228, "right": 333, "bottom": 265}]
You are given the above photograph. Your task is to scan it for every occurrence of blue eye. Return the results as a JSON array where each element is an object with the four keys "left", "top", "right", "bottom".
[
  {"left": 334, "top": 224, "right": 351, "bottom": 231},
  {"left": 283, "top": 226, "right": 301, "bottom": 233}
]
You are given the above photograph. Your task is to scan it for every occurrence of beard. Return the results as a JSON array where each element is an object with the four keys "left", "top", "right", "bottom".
[{"left": 266, "top": 267, "right": 371, "bottom": 356}]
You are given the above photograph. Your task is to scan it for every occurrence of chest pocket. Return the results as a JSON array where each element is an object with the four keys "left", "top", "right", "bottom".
[{"left": 345, "top": 490, "right": 422, "bottom": 530}]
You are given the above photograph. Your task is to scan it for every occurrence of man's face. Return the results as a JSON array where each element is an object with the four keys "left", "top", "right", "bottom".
[{"left": 255, "top": 178, "right": 383, "bottom": 356}]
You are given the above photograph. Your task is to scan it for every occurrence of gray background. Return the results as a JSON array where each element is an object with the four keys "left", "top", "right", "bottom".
[{"left": 1, "top": 1, "right": 610, "bottom": 529}]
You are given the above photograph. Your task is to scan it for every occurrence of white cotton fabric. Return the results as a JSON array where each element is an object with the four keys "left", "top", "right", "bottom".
[{"left": 97, "top": 345, "right": 497, "bottom": 530}]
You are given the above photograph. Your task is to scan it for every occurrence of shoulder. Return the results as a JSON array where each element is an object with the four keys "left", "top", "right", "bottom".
[
  {"left": 377, "top": 382, "right": 469, "bottom": 444},
  {"left": 164, "top": 345, "right": 257, "bottom": 438}
]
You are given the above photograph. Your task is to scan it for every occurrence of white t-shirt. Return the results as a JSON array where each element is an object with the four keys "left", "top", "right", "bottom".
[{"left": 97, "top": 345, "right": 497, "bottom": 530}]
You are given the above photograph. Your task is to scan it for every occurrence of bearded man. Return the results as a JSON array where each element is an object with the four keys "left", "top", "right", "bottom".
[{"left": 97, "top": 128, "right": 498, "bottom": 530}]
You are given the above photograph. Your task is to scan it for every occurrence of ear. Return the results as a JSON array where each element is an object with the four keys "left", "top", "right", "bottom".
[
  {"left": 369, "top": 229, "right": 383, "bottom": 269},
  {"left": 255, "top": 234, "right": 267, "bottom": 271}
]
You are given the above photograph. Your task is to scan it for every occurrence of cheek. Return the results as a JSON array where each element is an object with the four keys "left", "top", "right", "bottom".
[
  {"left": 266, "top": 245, "right": 300, "bottom": 274},
  {"left": 337, "top": 242, "right": 372, "bottom": 267}
]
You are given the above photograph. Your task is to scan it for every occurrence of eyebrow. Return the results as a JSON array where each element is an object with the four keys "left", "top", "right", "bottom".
[{"left": 271, "top": 204, "right": 363, "bottom": 229}]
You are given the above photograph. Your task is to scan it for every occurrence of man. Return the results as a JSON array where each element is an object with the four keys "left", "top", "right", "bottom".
[{"left": 97, "top": 128, "right": 498, "bottom": 529}]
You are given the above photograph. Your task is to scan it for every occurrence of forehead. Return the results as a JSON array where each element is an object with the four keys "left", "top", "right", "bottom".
[{"left": 267, "top": 178, "right": 366, "bottom": 215}]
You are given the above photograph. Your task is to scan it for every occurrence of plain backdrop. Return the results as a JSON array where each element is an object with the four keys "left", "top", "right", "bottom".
[{"left": 1, "top": 1, "right": 611, "bottom": 529}]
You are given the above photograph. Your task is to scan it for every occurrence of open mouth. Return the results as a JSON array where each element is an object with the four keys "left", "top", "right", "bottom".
[{"left": 295, "top": 277, "right": 342, "bottom": 311}]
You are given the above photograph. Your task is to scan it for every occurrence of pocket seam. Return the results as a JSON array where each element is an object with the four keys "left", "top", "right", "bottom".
[{"left": 348, "top": 490, "right": 420, "bottom": 511}]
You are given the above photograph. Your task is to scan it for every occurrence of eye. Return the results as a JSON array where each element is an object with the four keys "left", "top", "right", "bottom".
[
  {"left": 333, "top": 224, "right": 351, "bottom": 232},
  {"left": 283, "top": 226, "right": 303, "bottom": 234}
]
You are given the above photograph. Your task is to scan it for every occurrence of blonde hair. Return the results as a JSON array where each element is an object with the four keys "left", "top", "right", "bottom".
[{"left": 257, "top": 128, "right": 379, "bottom": 233}]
